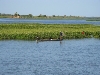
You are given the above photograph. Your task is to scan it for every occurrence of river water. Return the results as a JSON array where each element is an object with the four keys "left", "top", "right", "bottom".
[
  {"left": 0, "top": 38, "right": 100, "bottom": 75},
  {"left": 0, "top": 18, "right": 100, "bottom": 25}
]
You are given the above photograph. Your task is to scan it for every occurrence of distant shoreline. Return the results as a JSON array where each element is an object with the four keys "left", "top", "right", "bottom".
[{"left": 86, "top": 19, "right": 100, "bottom": 21}]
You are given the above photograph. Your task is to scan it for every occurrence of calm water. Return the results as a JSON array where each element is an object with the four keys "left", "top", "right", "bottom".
[
  {"left": 0, "top": 38, "right": 100, "bottom": 75},
  {"left": 0, "top": 18, "right": 100, "bottom": 25}
]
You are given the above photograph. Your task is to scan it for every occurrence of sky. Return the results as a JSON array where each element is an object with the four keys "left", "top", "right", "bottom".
[{"left": 0, "top": 0, "right": 100, "bottom": 17}]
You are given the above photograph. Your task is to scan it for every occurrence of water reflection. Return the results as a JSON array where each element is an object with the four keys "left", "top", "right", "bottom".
[{"left": 0, "top": 38, "right": 100, "bottom": 75}]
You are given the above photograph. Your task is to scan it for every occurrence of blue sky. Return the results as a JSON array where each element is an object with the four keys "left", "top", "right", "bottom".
[{"left": 0, "top": 0, "right": 100, "bottom": 17}]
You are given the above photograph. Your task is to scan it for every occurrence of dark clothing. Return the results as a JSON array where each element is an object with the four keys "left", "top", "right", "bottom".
[
  {"left": 60, "top": 32, "right": 63, "bottom": 36},
  {"left": 60, "top": 32, "right": 63, "bottom": 41}
]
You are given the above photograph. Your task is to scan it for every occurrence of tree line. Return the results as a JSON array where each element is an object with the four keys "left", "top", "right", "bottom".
[{"left": 2, "top": 12, "right": 100, "bottom": 20}]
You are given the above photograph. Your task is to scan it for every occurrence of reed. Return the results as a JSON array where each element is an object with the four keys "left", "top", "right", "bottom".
[{"left": 0, "top": 23, "right": 100, "bottom": 40}]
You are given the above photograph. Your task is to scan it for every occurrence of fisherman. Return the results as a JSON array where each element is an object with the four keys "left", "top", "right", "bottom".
[
  {"left": 36, "top": 36, "right": 39, "bottom": 43},
  {"left": 60, "top": 31, "right": 63, "bottom": 41},
  {"left": 82, "top": 31, "right": 85, "bottom": 35}
]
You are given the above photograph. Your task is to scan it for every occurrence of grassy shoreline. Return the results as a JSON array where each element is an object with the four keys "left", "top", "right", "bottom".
[
  {"left": 86, "top": 19, "right": 100, "bottom": 21},
  {"left": 0, "top": 23, "right": 100, "bottom": 40}
]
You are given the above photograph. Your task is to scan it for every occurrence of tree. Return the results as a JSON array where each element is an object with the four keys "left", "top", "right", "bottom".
[
  {"left": 14, "top": 12, "right": 18, "bottom": 17},
  {"left": 43, "top": 15, "right": 46, "bottom": 17},
  {"left": 52, "top": 15, "right": 55, "bottom": 17},
  {"left": 38, "top": 14, "right": 42, "bottom": 17},
  {"left": 29, "top": 14, "right": 33, "bottom": 18},
  {"left": 64, "top": 15, "right": 66, "bottom": 17}
]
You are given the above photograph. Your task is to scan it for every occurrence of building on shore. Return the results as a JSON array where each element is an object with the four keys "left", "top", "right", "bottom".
[{"left": 12, "top": 12, "right": 20, "bottom": 18}]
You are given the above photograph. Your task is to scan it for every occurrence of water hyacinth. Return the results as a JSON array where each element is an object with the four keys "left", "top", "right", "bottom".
[{"left": 0, "top": 23, "right": 100, "bottom": 40}]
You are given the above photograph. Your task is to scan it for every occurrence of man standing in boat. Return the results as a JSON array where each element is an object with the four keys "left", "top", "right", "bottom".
[{"left": 60, "top": 31, "right": 63, "bottom": 41}]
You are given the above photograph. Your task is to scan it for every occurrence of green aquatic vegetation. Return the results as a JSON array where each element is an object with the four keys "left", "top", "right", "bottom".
[{"left": 0, "top": 23, "right": 100, "bottom": 40}]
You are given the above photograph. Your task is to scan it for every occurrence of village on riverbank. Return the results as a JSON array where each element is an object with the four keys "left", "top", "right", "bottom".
[{"left": 0, "top": 12, "right": 100, "bottom": 21}]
